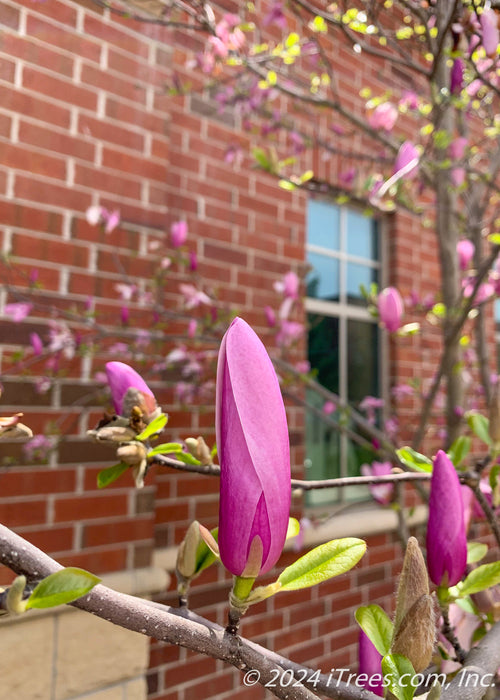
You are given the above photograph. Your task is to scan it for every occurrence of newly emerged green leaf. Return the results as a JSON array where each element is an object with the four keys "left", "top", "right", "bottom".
[
  {"left": 172, "top": 451, "right": 201, "bottom": 466},
  {"left": 355, "top": 604, "right": 393, "bottom": 656},
  {"left": 26, "top": 568, "right": 101, "bottom": 610},
  {"left": 381, "top": 654, "right": 416, "bottom": 700},
  {"left": 466, "top": 412, "right": 492, "bottom": 446},
  {"left": 447, "top": 436, "right": 471, "bottom": 468},
  {"left": 136, "top": 413, "right": 168, "bottom": 441},
  {"left": 277, "top": 538, "right": 366, "bottom": 590},
  {"left": 286, "top": 517, "right": 300, "bottom": 540},
  {"left": 97, "top": 462, "right": 129, "bottom": 489},
  {"left": 467, "top": 541, "right": 488, "bottom": 565},
  {"left": 458, "top": 562, "right": 500, "bottom": 597},
  {"left": 147, "top": 442, "right": 185, "bottom": 457},
  {"left": 396, "top": 447, "right": 432, "bottom": 472}
]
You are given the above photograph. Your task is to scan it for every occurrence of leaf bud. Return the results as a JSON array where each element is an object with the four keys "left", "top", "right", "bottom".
[{"left": 184, "top": 436, "right": 213, "bottom": 465}]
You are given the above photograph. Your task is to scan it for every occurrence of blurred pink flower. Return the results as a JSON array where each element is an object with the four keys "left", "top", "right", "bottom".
[
  {"left": 368, "top": 103, "right": 397, "bottom": 131},
  {"left": 264, "top": 306, "right": 276, "bottom": 327},
  {"left": 4, "top": 302, "right": 32, "bottom": 322},
  {"left": 378, "top": 287, "right": 404, "bottom": 332},
  {"left": 457, "top": 239, "right": 475, "bottom": 270},
  {"left": 179, "top": 284, "right": 211, "bottom": 309},
  {"left": 323, "top": 400, "right": 336, "bottom": 415},
  {"left": 361, "top": 461, "right": 395, "bottom": 505},
  {"left": 450, "top": 58, "right": 464, "bottom": 94},
  {"left": 480, "top": 9, "right": 499, "bottom": 57},
  {"left": 393, "top": 141, "right": 419, "bottom": 179},
  {"left": 171, "top": 220, "right": 188, "bottom": 248},
  {"left": 30, "top": 332, "right": 43, "bottom": 356}
]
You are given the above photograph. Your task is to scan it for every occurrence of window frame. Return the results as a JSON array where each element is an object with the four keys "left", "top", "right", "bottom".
[{"left": 304, "top": 198, "right": 388, "bottom": 506}]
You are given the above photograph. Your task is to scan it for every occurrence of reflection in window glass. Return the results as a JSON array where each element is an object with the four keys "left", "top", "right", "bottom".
[
  {"left": 308, "top": 200, "right": 340, "bottom": 249},
  {"left": 347, "top": 319, "right": 379, "bottom": 401},
  {"left": 346, "top": 263, "right": 378, "bottom": 305},
  {"left": 307, "top": 253, "right": 340, "bottom": 302},
  {"left": 306, "top": 200, "right": 382, "bottom": 506},
  {"left": 346, "top": 210, "right": 378, "bottom": 259}
]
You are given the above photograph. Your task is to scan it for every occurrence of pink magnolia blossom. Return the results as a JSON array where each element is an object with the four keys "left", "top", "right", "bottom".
[
  {"left": 393, "top": 141, "right": 419, "bottom": 179},
  {"left": 30, "top": 332, "right": 43, "bottom": 356},
  {"left": 377, "top": 286, "right": 404, "bottom": 332},
  {"left": 450, "top": 58, "right": 465, "bottom": 94},
  {"left": 457, "top": 239, "right": 475, "bottom": 270},
  {"left": 480, "top": 9, "right": 499, "bottom": 57},
  {"left": 264, "top": 306, "right": 276, "bottom": 327},
  {"left": 449, "top": 137, "right": 467, "bottom": 161},
  {"left": 216, "top": 317, "right": 290, "bottom": 577},
  {"left": 187, "top": 319, "right": 197, "bottom": 338},
  {"left": 276, "top": 320, "right": 304, "bottom": 348},
  {"left": 295, "top": 361, "right": 310, "bottom": 374},
  {"left": 105, "top": 361, "right": 157, "bottom": 418},
  {"left": 358, "top": 629, "right": 384, "bottom": 696},
  {"left": 451, "top": 167, "right": 466, "bottom": 187},
  {"left": 48, "top": 321, "right": 75, "bottom": 359},
  {"left": 179, "top": 284, "right": 211, "bottom": 309},
  {"left": 115, "top": 283, "right": 136, "bottom": 301},
  {"left": 104, "top": 209, "right": 120, "bottom": 234},
  {"left": 323, "top": 400, "right": 336, "bottom": 415},
  {"left": 273, "top": 271, "right": 299, "bottom": 299},
  {"left": 85, "top": 205, "right": 102, "bottom": 226},
  {"left": 171, "top": 220, "right": 188, "bottom": 248},
  {"left": 368, "top": 103, "right": 398, "bottom": 132},
  {"left": 4, "top": 302, "right": 32, "bottom": 322},
  {"left": 361, "top": 461, "right": 395, "bottom": 505},
  {"left": 399, "top": 91, "right": 418, "bottom": 110},
  {"left": 426, "top": 450, "right": 467, "bottom": 586}
]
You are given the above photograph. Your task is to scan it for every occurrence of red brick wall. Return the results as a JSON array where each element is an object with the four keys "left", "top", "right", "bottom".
[{"left": 0, "top": 2, "right": 490, "bottom": 699}]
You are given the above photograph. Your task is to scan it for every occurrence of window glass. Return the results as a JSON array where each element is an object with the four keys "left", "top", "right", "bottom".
[
  {"left": 307, "top": 253, "right": 340, "bottom": 302},
  {"left": 308, "top": 199, "right": 340, "bottom": 249},
  {"left": 305, "top": 200, "right": 382, "bottom": 506}
]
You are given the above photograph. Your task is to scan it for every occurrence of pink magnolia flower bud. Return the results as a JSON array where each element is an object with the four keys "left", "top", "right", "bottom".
[
  {"left": 377, "top": 287, "right": 404, "bottom": 332},
  {"left": 457, "top": 239, "right": 475, "bottom": 270},
  {"left": 171, "top": 220, "right": 188, "bottom": 248},
  {"left": 426, "top": 450, "right": 467, "bottom": 587},
  {"left": 105, "top": 362, "right": 157, "bottom": 418},
  {"left": 450, "top": 58, "right": 464, "bottom": 94},
  {"left": 358, "top": 630, "right": 384, "bottom": 696},
  {"left": 480, "top": 9, "right": 499, "bottom": 57},
  {"left": 393, "top": 141, "right": 419, "bottom": 179},
  {"left": 368, "top": 102, "right": 398, "bottom": 132},
  {"left": 216, "top": 317, "right": 291, "bottom": 577}
]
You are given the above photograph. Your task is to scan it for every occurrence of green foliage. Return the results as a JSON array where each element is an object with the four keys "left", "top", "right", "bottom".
[
  {"left": 26, "top": 568, "right": 101, "bottom": 610},
  {"left": 396, "top": 447, "right": 432, "bottom": 472},
  {"left": 466, "top": 412, "right": 492, "bottom": 446},
  {"left": 458, "top": 562, "right": 500, "bottom": 597},
  {"left": 147, "top": 442, "right": 188, "bottom": 457},
  {"left": 447, "top": 435, "right": 471, "bottom": 468},
  {"left": 381, "top": 654, "right": 416, "bottom": 700},
  {"left": 136, "top": 413, "right": 168, "bottom": 441},
  {"left": 277, "top": 538, "right": 366, "bottom": 590},
  {"left": 355, "top": 604, "right": 393, "bottom": 655},
  {"left": 97, "top": 462, "right": 129, "bottom": 489},
  {"left": 467, "top": 541, "right": 488, "bottom": 565}
]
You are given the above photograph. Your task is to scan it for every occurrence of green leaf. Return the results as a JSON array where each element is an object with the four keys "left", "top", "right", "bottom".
[
  {"left": 97, "top": 462, "right": 129, "bottom": 489},
  {"left": 26, "top": 568, "right": 101, "bottom": 610},
  {"left": 286, "top": 517, "right": 301, "bottom": 540},
  {"left": 195, "top": 528, "right": 218, "bottom": 574},
  {"left": 488, "top": 233, "right": 500, "bottom": 245},
  {"left": 172, "top": 451, "right": 201, "bottom": 466},
  {"left": 147, "top": 442, "right": 185, "bottom": 457},
  {"left": 381, "top": 654, "right": 416, "bottom": 700},
  {"left": 252, "top": 147, "right": 271, "bottom": 171},
  {"left": 277, "top": 538, "right": 366, "bottom": 590},
  {"left": 467, "top": 541, "right": 488, "bottom": 565},
  {"left": 459, "top": 562, "right": 500, "bottom": 597},
  {"left": 490, "top": 464, "right": 500, "bottom": 507},
  {"left": 466, "top": 412, "right": 492, "bottom": 446},
  {"left": 447, "top": 436, "right": 471, "bottom": 468},
  {"left": 136, "top": 413, "right": 168, "bottom": 441},
  {"left": 278, "top": 179, "right": 296, "bottom": 191},
  {"left": 355, "top": 604, "right": 393, "bottom": 656},
  {"left": 396, "top": 447, "right": 432, "bottom": 472}
]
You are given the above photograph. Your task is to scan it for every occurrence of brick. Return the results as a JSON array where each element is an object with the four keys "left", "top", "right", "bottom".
[
  {"left": 101, "top": 146, "right": 167, "bottom": 182},
  {"left": 19, "top": 120, "right": 95, "bottom": 162},
  {"left": 106, "top": 96, "right": 167, "bottom": 135},
  {"left": 58, "top": 546, "right": 127, "bottom": 573},
  {"left": 14, "top": 175, "right": 92, "bottom": 210},
  {"left": 0, "top": 1, "right": 19, "bottom": 29},
  {"left": 78, "top": 113, "right": 144, "bottom": 152},
  {"left": 23, "top": 525, "right": 74, "bottom": 554},
  {"left": 0, "top": 32, "right": 74, "bottom": 77},
  {"left": 82, "top": 517, "right": 153, "bottom": 547},
  {"left": 0, "top": 467, "right": 75, "bottom": 496},
  {"left": 0, "top": 141, "right": 66, "bottom": 180},
  {"left": 26, "top": 14, "right": 101, "bottom": 64},
  {"left": 11, "top": 232, "right": 89, "bottom": 267},
  {"left": 74, "top": 163, "right": 141, "bottom": 200},
  {"left": 83, "top": 14, "right": 149, "bottom": 59},
  {"left": 53, "top": 493, "right": 128, "bottom": 522},
  {"left": 80, "top": 62, "right": 147, "bottom": 104},
  {"left": 22, "top": 65, "right": 98, "bottom": 111},
  {"left": 0, "top": 84, "right": 71, "bottom": 128},
  {"left": 0, "top": 499, "right": 46, "bottom": 526}
]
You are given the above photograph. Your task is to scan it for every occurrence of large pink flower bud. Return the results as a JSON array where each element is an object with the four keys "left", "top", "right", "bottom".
[
  {"left": 216, "top": 317, "right": 291, "bottom": 577},
  {"left": 377, "top": 287, "right": 404, "bottom": 332}
]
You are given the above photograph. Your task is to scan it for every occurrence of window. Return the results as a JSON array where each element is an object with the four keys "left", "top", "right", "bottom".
[{"left": 305, "top": 199, "right": 383, "bottom": 506}]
